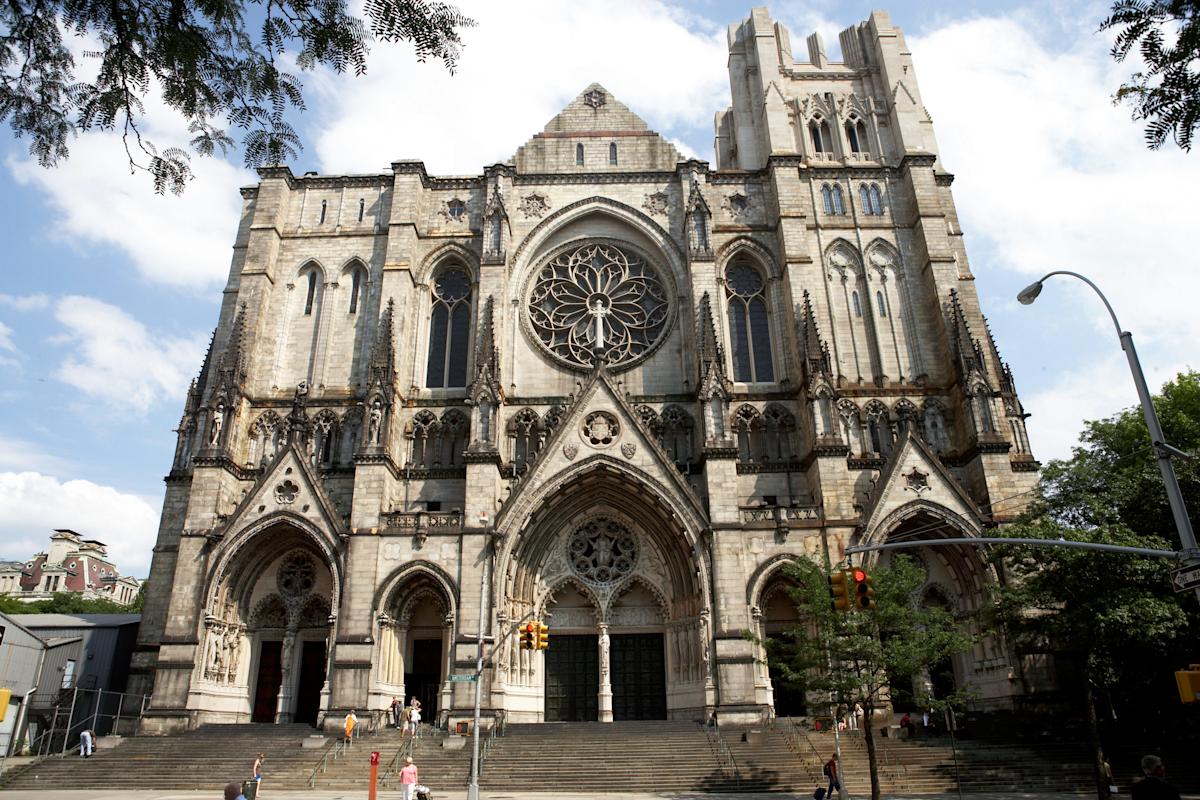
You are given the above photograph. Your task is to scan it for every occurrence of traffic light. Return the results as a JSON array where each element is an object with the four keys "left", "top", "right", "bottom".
[
  {"left": 852, "top": 568, "right": 876, "bottom": 611},
  {"left": 829, "top": 570, "right": 851, "bottom": 613},
  {"left": 536, "top": 622, "right": 549, "bottom": 650},
  {"left": 1176, "top": 665, "right": 1200, "bottom": 703},
  {"left": 520, "top": 622, "right": 535, "bottom": 650}
]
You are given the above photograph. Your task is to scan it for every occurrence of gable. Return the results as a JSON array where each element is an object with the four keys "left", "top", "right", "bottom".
[{"left": 220, "top": 444, "right": 346, "bottom": 545}]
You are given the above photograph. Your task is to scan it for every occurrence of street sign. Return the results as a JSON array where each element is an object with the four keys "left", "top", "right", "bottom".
[
  {"left": 449, "top": 673, "right": 478, "bottom": 682},
  {"left": 1172, "top": 564, "right": 1200, "bottom": 593}
]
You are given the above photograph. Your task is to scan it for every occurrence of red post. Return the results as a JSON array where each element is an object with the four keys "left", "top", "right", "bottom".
[{"left": 369, "top": 750, "right": 380, "bottom": 800}]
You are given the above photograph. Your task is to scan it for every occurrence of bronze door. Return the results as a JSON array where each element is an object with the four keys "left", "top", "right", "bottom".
[
  {"left": 293, "top": 640, "right": 327, "bottom": 726},
  {"left": 611, "top": 633, "right": 666, "bottom": 720},
  {"left": 544, "top": 634, "right": 598, "bottom": 721},
  {"left": 252, "top": 640, "right": 283, "bottom": 723}
]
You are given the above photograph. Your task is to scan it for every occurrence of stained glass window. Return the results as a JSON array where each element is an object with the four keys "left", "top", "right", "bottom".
[{"left": 725, "top": 262, "right": 774, "bottom": 382}]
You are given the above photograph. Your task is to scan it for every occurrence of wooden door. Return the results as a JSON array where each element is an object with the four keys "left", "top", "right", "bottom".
[
  {"left": 611, "top": 633, "right": 666, "bottom": 720},
  {"left": 293, "top": 640, "right": 327, "bottom": 726},
  {"left": 252, "top": 641, "right": 283, "bottom": 723},
  {"left": 544, "top": 634, "right": 598, "bottom": 721}
]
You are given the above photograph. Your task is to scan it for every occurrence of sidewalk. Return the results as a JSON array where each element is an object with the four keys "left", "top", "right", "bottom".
[{"left": 0, "top": 791, "right": 1141, "bottom": 800}]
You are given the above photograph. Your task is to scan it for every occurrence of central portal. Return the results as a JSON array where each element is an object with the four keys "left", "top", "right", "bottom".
[
  {"left": 545, "top": 634, "right": 599, "bottom": 721},
  {"left": 611, "top": 633, "right": 666, "bottom": 720}
]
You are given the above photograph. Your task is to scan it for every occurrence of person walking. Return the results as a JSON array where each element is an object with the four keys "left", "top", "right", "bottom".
[
  {"left": 824, "top": 753, "right": 841, "bottom": 800},
  {"left": 399, "top": 755, "right": 419, "bottom": 800},
  {"left": 251, "top": 753, "right": 264, "bottom": 798},
  {"left": 1131, "top": 755, "right": 1181, "bottom": 800},
  {"left": 390, "top": 696, "right": 403, "bottom": 728},
  {"left": 79, "top": 728, "right": 93, "bottom": 758},
  {"left": 344, "top": 709, "right": 358, "bottom": 742},
  {"left": 408, "top": 697, "right": 422, "bottom": 738}
]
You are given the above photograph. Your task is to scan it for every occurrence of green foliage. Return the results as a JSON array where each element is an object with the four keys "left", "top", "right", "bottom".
[
  {"left": 765, "top": 556, "right": 974, "bottom": 800},
  {"left": 0, "top": 591, "right": 141, "bottom": 615},
  {"left": 1101, "top": 1, "right": 1200, "bottom": 151},
  {"left": 0, "top": 1, "right": 474, "bottom": 193}
]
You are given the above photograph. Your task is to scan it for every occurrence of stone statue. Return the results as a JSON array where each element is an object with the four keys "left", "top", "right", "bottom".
[
  {"left": 599, "top": 628, "right": 610, "bottom": 681},
  {"left": 368, "top": 399, "right": 384, "bottom": 444},
  {"left": 209, "top": 403, "right": 225, "bottom": 446}
]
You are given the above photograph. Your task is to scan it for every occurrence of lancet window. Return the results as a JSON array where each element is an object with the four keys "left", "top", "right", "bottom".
[
  {"left": 407, "top": 409, "right": 471, "bottom": 470},
  {"left": 659, "top": 405, "right": 694, "bottom": 466},
  {"left": 724, "top": 261, "right": 774, "bottom": 383},
  {"left": 425, "top": 266, "right": 472, "bottom": 388}
]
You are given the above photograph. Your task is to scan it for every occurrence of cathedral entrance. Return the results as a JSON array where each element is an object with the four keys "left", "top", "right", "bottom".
[
  {"left": 294, "top": 640, "right": 327, "bottom": 725},
  {"left": 407, "top": 638, "right": 444, "bottom": 719},
  {"left": 252, "top": 641, "right": 283, "bottom": 723},
  {"left": 545, "top": 634, "right": 599, "bottom": 721},
  {"left": 611, "top": 633, "right": 666, "bottom": 720}
]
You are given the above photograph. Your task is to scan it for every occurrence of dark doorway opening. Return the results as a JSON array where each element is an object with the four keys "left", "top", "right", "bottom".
[
  {"left": 294, "top": 640, "right": 327, "bottom": 726},
  {"left": 611, "top": 633, "right": 666, "bottom": 720},
  {"left": 252, "top": 640, "right": 283, "bottom": 723},
  {"left": 545, "top": 634, "right": 598, "bottom": 721},
  {"left": 767, "top": 634, "right": 807, "bottom": 717},
  {"left": 406, "top": 638, "right": 443, "bottom": 720}
]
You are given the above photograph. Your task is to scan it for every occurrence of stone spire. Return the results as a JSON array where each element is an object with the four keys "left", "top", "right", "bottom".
[
  {"left": 696, "top": 292, "right": 730, "bottom": 396},
  {"left": 467, "top": 296, "right": 504, "bottom": 450},
  {"left": 947, "top": 290, "right": 987, "bottom": 384},
  {"left": 798, "top": 290, "right": 833, "bottom": 381},
  {"left": 366, "top": 299, "right": 396, "bottom": 403},
  {"left": 214, "top": 304, "right": 248, "bottom": 399}
]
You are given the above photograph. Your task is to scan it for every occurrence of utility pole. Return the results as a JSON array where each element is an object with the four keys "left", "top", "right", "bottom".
[
  {"left": 466, "top": 529, "right": 491, "bottom": 800},
  {"left": 818, "top": 528, "right": 848, "bottom": 800}
]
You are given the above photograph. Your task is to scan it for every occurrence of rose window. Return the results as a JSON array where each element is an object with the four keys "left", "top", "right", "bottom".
[
  {"left": 568, "top": 518, "right": 638, "bottom": 585},
  {"left": 527, "top": 242, "right": 670, "bottom": 370},
  {"left": 277, "top": 552, "right": 316, "bottom": 598}
]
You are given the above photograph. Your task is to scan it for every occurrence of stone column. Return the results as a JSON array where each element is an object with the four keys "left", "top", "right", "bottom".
[
  {"left": 440, "top": 612, "right": 455, "bottom": 724},
  {"left": 396, "top": 615, "right": 411, "bottom": 701},
  {"left": 598, "top": 622, "right": 613, "bottom": 722},
  {"left": 277, "top": 626, "right": 297, "bottom": 722}
]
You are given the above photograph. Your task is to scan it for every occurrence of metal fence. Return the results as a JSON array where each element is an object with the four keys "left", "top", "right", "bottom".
[{"left": 28, "top": 687, "right": 150, "bottom": 757}]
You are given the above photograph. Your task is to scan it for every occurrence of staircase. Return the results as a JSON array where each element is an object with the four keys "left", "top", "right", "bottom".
[{"left": 479, "top": 720, "right": 762, "bottom": 792}]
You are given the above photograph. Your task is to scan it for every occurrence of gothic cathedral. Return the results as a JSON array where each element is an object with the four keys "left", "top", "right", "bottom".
[{"left": 133, "top": 8, "right": 1040, "bottom": 732}]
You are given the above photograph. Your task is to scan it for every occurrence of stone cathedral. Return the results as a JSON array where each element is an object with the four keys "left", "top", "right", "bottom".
[{"left": 133, "top": 8, "right": 1041, "bottom": 733}]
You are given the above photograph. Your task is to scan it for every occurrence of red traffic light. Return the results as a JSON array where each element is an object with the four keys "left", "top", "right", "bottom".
[
  {"left": 525, "top": 622, "right": 535, "bottom": 633},
  {"left": 853, "top": 569, "right": 867, "bottom": 582}
]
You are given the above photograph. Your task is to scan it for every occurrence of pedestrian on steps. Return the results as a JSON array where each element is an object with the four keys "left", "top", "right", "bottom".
[
  {"left": 408, "top": 696, "right": 422, "bottom": 737},
  {"left": 390, "top": 696, "right": 403, "bottom": 728},
  {"left": 344, "top": 709, "right": 358, "bottom": 742},
  {"left": 823, "top": 753, "right": 841, "bottom": 800},
  {"left": 399, "top": 755, "right": 419, "bottom": 800},
  {"left": 79, "top": 728, "right": 93, "bottom": 758},
  {"left": 252, "top": 752, "right": 264, "bottom": 798}
]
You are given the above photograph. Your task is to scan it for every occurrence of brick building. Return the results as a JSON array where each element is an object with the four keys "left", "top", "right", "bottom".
[
  {"left": 133, "top": 7, "right": 1039, "bottom": 733},
  {"left": 0, "top": 530, "right": 141, "bottom": 606}
]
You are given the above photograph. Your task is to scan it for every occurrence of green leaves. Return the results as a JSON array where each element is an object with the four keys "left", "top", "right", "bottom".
[
  {"left": 0, "top": 0, "right": 474, "bottom": 193},
  {"left": 1101, "top": 0, "right": 1200, "bottom": 151}
]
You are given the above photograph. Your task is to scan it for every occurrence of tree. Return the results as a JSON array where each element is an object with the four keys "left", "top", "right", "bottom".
[
  {"left": 1101, "top": 1, "right": 1200, "bottom": 151},
  {"left": 0, "top": 0, "right": 474, "bottom": 193},
  {"left": 986, "top": 371, "right": 1200, "bottom": 799},
  {"left": 0, "top": 591, "right": 142, "bottom": 614},
  {"left": 767, "top": 556, "right": 974, "bottom": 800}
]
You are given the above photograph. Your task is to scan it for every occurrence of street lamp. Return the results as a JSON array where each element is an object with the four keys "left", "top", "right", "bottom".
[{"left": 1017, "top": 271, "right": 1198, "bottom": 567}]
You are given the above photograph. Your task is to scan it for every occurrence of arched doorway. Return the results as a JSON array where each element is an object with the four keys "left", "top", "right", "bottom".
[
  {"left": 760, "top": 579, "right": 807, "bottom": 718},
  {"left": 497, "top": 465, "right": 710, "bottom": 723},
  {"left": 375, "top": 570, "right": 454, "bottom": 724},
  {"left": 197, "top": 523, "right": 337, "bottom": 725}
]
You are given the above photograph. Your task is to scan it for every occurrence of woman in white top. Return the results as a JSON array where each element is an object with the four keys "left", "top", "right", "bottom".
[{"left": 408, "top": 696, "right": 422, "bottom": 737}]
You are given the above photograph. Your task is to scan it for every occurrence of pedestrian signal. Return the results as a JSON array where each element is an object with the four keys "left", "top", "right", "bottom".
[
  {"left": 852, "top": 568, "right": 876, "bottom": 611},
  {"left": 829, "top": 570, "right": 851, "bottom": 613},
  {"left": 536, "top": 622, "right": 549, "bottom": 650},
  {"left": 520, "top": 622, "right": 536, "bottom": 650}
]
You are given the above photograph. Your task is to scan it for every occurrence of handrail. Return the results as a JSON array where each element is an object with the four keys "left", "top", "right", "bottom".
[
  {"left": 702, "top": 721, "right": 741, "bottom": 790},
  {"left": 307, "top": 725, "right": 367, "bottom": 788},
  {"left": 380, "top": 731, "right": 416, "bottom": 787},
  {"left": 478, "top": 711, "right": 507, "bottom": 777},
  {"left": 781, "top": 718, "right": 824, "bottom": 777}
]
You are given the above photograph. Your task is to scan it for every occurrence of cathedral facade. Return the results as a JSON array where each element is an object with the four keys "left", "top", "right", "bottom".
[{"left": 133, "top": 8, "right": 1040, "bottom": 732}]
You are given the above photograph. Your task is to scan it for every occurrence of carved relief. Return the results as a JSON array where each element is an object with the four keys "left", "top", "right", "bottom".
[
  {"left": 642, "top": 192, "right": 668, "bottom": 217},
  {"left": 582, "top": 411, "right": 619, "bottom": 448},
  {"left": 620, "top": 441, "right": 636, "bottom": 459},
  {"left": 519, "top": 193, "right": 550, "bottom": 219},
  {"left": 568, "top": 517, "right": 638, "bottom": 585}
]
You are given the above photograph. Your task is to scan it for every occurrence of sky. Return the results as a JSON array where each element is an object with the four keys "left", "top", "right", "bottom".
[{"left": 0, "top": 0, "right": 1195, "bottom": 577}]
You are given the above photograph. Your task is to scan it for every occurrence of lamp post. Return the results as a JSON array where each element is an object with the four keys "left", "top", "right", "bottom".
[{"left": 1017, "top": 271, "right": 1198, "bottom": 576}]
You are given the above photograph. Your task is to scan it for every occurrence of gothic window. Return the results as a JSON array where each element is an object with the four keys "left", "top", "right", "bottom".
[
  {"left": 691, "top": 206, "right": 710, "bottom": 253},
  {"left": 846, "top": 117, "right": 868, "bottom": 154},
  {"left": 409, "top": 410, "right": 438, "bottom": 468},
  {"left": 446, "top": 198, "right": 466, "bottom": 220},
  {"left": 734, "top": 404, "right": 764, "bottom": 463},
  {"left": 250, "top": 412, "right": 287, "bottom": 467},
  {"left": 838, "top": 400, "right": 863, "bottom": 455},
  {"left": 527, "top": 242, "right": 671, "bottom": 369},
  {"left": 348, "top": 266, "right": 365, "bottom": 314},
  {"left": 301, "top": 268, "right": 321, "bottom": 316},
  {"left": 895, "top": 399, "right": 918, "bottom": 439},
  {"left": 575, "top": 143, "right": 584, "bottom": 166},
  {"left": 831, "top": 185, "right": 845, "bottom": 215},
  {"left": 822, "top": 185, "right": 834, "bottom": 214},
  {"left": 425, "top": 266, "right": 472, "bottom": 388},
  {"left": 319, "top": 199, "right": 327, "bottom": 225},
  {"left": 876, "top": 290, "right": 887, "bottom": 317},
  {"left": 972, "top": 386, "right": 996, "bottom": 434},
  {"left": 809, "top": 118, "right": 832, "bottom": 155},
  {"left": 311, "top": 410, "right": 338, "bottom": 467},
  {"left": 869, "top": 184, "right": 884, "bottom": 215},
  {"left": 725, "top": 262, "right": 774, "bottom": 382},
  {"left": 859, "top": 184, "right": 871, "bottom": 214},
  {"left": 508, "top": 408, "right": 543, "bottom": 473},
  {"left": 762, "top": 404, "right": 797, "bottom": 462},
  {"left": 865, "top": 400, "right": 893, "bottom": 457},
  {"left": 852, "top": 291, "right": 862, "bottom": 317},
  {"left": 659, "top": 405, "right": 694, "bottom": 465},
  {"left": 488, "top": 210, "right": 503, "bottom": 253},
  {"left": 358, "top": 198, "right": 365, "bottom": 222},
  {"left": 636, "top": 404, "right": 662, "bottom": 438},
  {"left": 439, "top": 409, "right": 469, "bottom": 467},
  {"left": 609, "top": 143, "right": 618, "bottom": 165},
  {"left": 340, "top": 408, "right": 361, "bottom": 461}
]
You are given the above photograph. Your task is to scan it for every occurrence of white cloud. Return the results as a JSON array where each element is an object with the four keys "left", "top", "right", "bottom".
[
  {"left": 0, "top": 435, "right": 75, "bottom": 474},
  {"left": 308, "top": 0, "right": 729, "bottom": 175},
  {"left": 52, "top": 295, "right": 207, "bottom": 413},
  {"left": 910, "top": 17, "right": 1200, "bottom": 460},
  {"left": 0, "top": 472, "right": 160, "bottom": 575},
  {"left": 0, "top": 320, "right": 18, "bottom": 367},
  {"left": 0, "top": 294, "right": 50, "bottom": 311}
]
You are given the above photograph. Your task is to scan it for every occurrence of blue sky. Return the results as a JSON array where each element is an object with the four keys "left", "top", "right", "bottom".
[{"left": 1, "top": 0, "right": 1196, "bottom": 576}]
